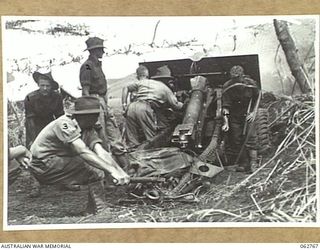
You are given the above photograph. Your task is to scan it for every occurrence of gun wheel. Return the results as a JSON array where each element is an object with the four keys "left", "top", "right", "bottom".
[{"left": 256, "top": 108, "right": 271, "bottom": 155}]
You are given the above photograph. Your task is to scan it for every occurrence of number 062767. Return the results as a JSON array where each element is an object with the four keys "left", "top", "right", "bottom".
[{"left": 300, "top": 244, "right": 319, "bottom": 248}]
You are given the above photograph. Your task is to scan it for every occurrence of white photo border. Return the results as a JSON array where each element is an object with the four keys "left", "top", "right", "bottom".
[{"left": 2, "top": 15, "right": 319, "bottom": 231}]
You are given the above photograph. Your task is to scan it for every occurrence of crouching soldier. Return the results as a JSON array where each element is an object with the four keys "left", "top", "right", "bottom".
[
  {"left": 222, "top": 65, "right": 259, "bottom": 174},
  {"left": 28, "top": 96, "right": 130, "bottom": 214}
]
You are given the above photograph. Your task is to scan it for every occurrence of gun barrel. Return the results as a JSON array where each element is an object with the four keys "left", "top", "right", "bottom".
[
  {"left": 182, "top": 76, "right": 207, "bottom": 124},
  {"left": 176, "top": 72, "right": 226, "bottom": 78},
  {"left": 172, "top": 76, "right": 207, "bottom": 147}
]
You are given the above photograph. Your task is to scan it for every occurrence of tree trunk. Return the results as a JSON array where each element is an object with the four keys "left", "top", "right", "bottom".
[{"left": 273, "top": 19, "right": 311, "bottom": 94}]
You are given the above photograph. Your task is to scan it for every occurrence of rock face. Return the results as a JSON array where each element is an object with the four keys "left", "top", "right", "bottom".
[{"left": 4, "top": 17, "right": 316, "bottom": 101}]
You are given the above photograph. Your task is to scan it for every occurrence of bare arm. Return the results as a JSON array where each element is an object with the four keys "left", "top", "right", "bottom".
[
  {"left": 164, "top": 88, "right": 183, "bottom": 111},
  {"left": 121, "top": 86, "right": 130, "bottom": 112},
  {"left": 9, "top": 145, "right": 30, "bottom": 160},
  {"left": 93, "top": 143, "right": 123, "bottom": 171},
  {"left": 167, "top": 95, "right": 183, "bottom": 111},
  {"left": 222, "top": 108, "right": 230, "bottom": 132},
  {"left": 82, "top": 85, "right": 90, "bottom": 96},
  {"left": 70, "top": 139, "right": 129, "bottom": 185},
  {"left": 9, "top": 145, "right": 32, "bottom": 169}
]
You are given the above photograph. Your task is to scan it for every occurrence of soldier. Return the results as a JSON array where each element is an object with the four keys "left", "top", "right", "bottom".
[
  {"left": 24, "top": 71, "right": 64, "bottom": 149},
  {"left": 122, "top": 65, "right": 183, "bottom": 148},
  {"left": 28, "top": 96, "right": 130, "bottom": 214},
  {"left": 79, "top": 37, "right": 128, "bottom": 168},
  {"left": 122, "top": 65, "right": 149, "bottom": 108},
  {"left": 222, "top": 65, "right": 259, "bottom": 174}
]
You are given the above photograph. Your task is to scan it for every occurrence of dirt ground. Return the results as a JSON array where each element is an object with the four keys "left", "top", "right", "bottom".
[
  {"left": 6, "top": 163, "right": 255, "bottom": 224},
  {"left": 7, "top": 147, "right": 313, "bottom": 225}
]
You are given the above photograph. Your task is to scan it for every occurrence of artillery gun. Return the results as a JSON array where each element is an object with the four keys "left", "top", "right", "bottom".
[
  {"left": 123, "top": 54, "right": 272, "bottom": 202},
  {"left": 138, "top": 54, "right": 270, "bottom": 166}
]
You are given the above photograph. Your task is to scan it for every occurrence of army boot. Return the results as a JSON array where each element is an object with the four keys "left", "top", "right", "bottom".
[
  {"left": 249, "top": 150, "right": 258, "bottom": 170},
  {"left": 86, "top": 180, "right": 106, "bottom": 214},
  {"left": 235, "top": 150, "right": 252, "bottom": 174},
  {"left": 236, "top": 164, "right": 253, "bottom": 174}
]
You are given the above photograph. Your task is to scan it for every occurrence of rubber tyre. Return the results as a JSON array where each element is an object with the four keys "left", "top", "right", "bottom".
[{"left": 256, "top": 108, "right": 271, "bottom": 154}]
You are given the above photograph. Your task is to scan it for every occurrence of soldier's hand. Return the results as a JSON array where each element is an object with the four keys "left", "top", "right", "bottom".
[
  {"left": 17, "top": 156, "right": 32, "bottom": 169},
  {"left": 122, "top": 103, "right": 128, "bottom": 112},
  {"left": 11, "top": 145, "right": 32, "bottom": 169},
  {"left": 222, "top": 123, "right": 229, "bottom": 132},
  {"left": 111, "top": 170, "right": 130, "bottom": 185},
  {"left": 246, "top": 112, "right": 254, "bottom": 122}
]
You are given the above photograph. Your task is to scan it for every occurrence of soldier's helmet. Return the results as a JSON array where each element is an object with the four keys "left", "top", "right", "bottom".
[{"left": 230, "top": 65, "right": 244, "bottom": 78}]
